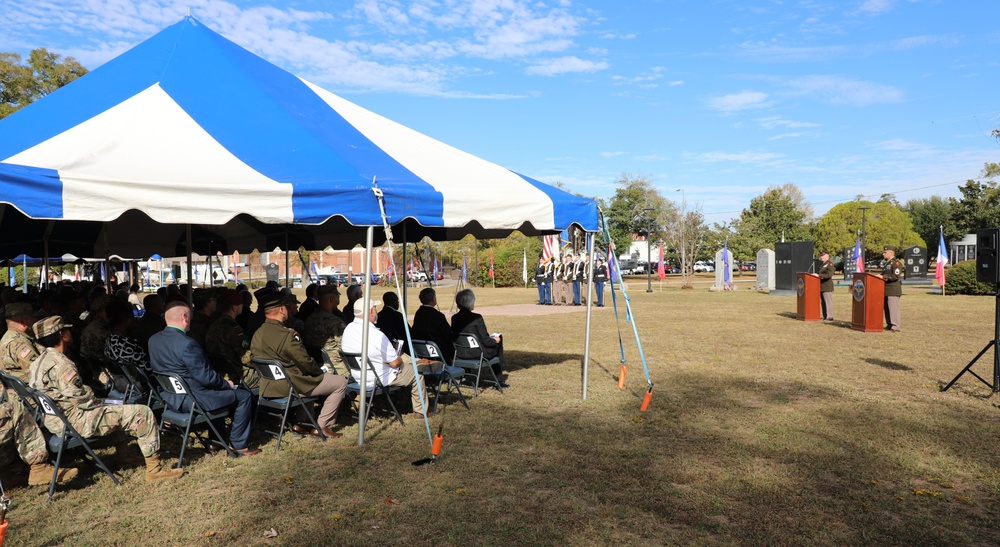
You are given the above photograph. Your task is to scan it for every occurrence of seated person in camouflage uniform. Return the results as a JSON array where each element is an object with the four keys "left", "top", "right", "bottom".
[
  {"left": 0, "top": 394, "right": 79, "bottom": 486},
  {"left": 303, "top": 285, "right": 346, "bottom": 371},
  {"left": 281, "top": 288, "right": 306, "bottom": 335},
  {"left": 28, "top": 315, "right": 183, "bottom": 482},
  {"left": 0, "top": 301, "right": 40, "bottom": 380},
  {"left": 205, "top": 288, "right": 256, "bottom": 387}
]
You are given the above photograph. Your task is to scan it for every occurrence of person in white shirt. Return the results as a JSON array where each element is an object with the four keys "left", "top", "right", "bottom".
[{"left": 342, "top": 299, "right": 430, "bottom": 419}]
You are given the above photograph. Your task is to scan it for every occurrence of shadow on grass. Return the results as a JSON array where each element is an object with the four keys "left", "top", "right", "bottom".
[
  {"left": 503, "top": 349, "right": 581, "bottom": 372},
  {"left": 11, "top": 373, "right": 1000, "bottom": 546},
  {"left": 864, "top": 357, "right": 913, "bottom": 371}
]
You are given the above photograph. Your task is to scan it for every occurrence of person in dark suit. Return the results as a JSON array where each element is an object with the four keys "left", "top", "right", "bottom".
[
  {"left": 451, "top": 288, "right": 507, "bottom": 387},
  {"left": 411, "top": 288, "right": 454, "bottom": 364},
  {"left": 148, "top": 301, "right": 260, "bottom": 456},
  {"left": 376, "top": 291, "right": 407, "bottom": 346},
  {"left": 296, "top": 283, "right": 320, "bottom": 322}
]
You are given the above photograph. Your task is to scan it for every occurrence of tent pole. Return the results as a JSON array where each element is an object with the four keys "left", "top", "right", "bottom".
[
  {"left": 401, "top": 224, "right": 408, "bottom": 311},
  {"left": 583, "top": 232, "right": 595, "bottom": 400},
  {"left": 358, "top": 226, "right": 375, "bottom": 446},
  {"left": 284, "top": 233, "right": 290, "bottom": 289},
  {"left": 185, "top": 224, "right": 194, "bottom": 305}
]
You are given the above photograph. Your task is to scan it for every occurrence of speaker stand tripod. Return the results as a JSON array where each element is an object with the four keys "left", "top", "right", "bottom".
[{"left": 942, "top": 290, "right": 1000, "bottom": 394}]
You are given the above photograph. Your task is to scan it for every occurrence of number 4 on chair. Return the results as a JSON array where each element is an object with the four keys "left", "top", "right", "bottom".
[{"left": 269, "top": 365, "right": 285, "bottom": 379}]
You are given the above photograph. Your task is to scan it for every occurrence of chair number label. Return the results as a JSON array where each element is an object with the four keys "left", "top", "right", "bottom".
[
  {"left": 428, "top": 346, "right": 439, "bottom": 357},
  {"left": 170, "top": 378, "right": 186, "bottom": 394},
  {"left": 269, "top": 365, "right": 285, "bottom": 379},
  {"left": 468, "top": 336, "right": 479, "bottom": 348},
  {"left": 40, "top": 398, "right": 55, "bottom": 414}
]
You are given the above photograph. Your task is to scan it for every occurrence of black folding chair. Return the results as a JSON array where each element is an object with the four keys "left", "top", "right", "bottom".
[
  {"left": 411, "top": 339, "right": 469, "bottom": 414},
  {"left": 339, "top": 351, "right": 405, "bottom": 427},
  {"left": 149, "top": 371, "right": 237, "bottom": 467},
  {"left": 117, "top": 361, "right": 166, "bottom": 412},
  {"left": 452, "top": 334, "right": 504, "bottom": 396},
  {"left": 28, "top": 388, "right": 121, "bottom": 501},
  {"left": 250, "top": 358, "right": 326, "bottom": 452}
]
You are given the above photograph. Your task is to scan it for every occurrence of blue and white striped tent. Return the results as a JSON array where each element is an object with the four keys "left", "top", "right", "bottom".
[{"left": 0, "top": 17, "right": 596, "bottom": 257}]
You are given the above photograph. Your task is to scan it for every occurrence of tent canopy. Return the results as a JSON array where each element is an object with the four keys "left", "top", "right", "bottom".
[{"left": 0, "top": 17, "right": 597, "bottom": 257}]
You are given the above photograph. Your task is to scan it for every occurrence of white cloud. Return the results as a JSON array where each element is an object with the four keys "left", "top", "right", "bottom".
[
  {"left": 767, "top": 133, "right": 804, "bottom": 141},
  {"left": 785, "top": 75, "right": 903, "bottom": 106},
  {"left": 757, "top": 116, "right": 820, "bottom": 129},
  {"left": 525, "top": 56, "right": 608, "bottom": 76},
  {"left": 856, "top": 0, "right": 894, "bottom": 16},
  {"left": 890, "top": 35, "right": 958, "bottom": 50},
  {"left": 707, "top": 91, "right": 772, "bottom": 113},
  {"left": 0, "top": 0, "right": 597, "bottom": 96},
  {"left": 611, "top": 66, "right": 665, "bottom": 87},
  {"left": 691, "top": 151, "right": 785, "bottom": 164},
  {"left": 668, "top": 80, "right": 684, "bottom": 86},
  {"left": 600, "top": 151, "right": 625, "bottom": 158}
]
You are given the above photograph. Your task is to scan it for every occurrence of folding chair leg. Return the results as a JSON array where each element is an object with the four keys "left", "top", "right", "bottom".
[
  {"left": 202, "top": 417, "right": 238, "bottom": 458},
  {"left": 446, "top": 374, "right": 470, "bottom": 410},
  {"left": 486, "top": 366, "right": 504, "bottom": 394},
  {"left": 48, "top": 435, "right": 67, "bottom": 502}
]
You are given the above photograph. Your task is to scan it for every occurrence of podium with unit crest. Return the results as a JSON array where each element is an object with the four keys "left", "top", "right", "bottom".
[
  {"left": 851, "top": 272, "right": 884, "bottom": 333},
  {"left": 796, "top": 273, "right": 821, "bottom": 321}
]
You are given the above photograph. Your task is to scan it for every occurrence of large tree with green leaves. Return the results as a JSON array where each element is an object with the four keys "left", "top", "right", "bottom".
[
  {"left": 950, "top": 164, "right": 1000, "bottom": 236},
  {"left": 601, "top": 173, "right": 676, "bottom": 258},
  {"left": 903, "top": 196, "right": 956, "bottom": 256},
  {"left": 814, "top": 199, "right": 924, "bottom": 259},
  {"left": 0, "top": 48, "right": 88, "bottom": 119},
  {"left": 729, "top": 184, "right": 813, "bottom": 259}
]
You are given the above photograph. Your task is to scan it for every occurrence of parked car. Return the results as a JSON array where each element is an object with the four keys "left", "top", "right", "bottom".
[
  {"left": 693, "top": 261, "right": 714, "bottom": 273},
  {"left": 406, "top": 270, "right": 428, "bottom": 282}
]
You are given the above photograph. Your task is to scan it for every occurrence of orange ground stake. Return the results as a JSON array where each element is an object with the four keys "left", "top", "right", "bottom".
[
  {"left": 0, "top": 518, "right": 8, "bottom": 547},
  {"left": 618, "top": 365, "right": 627, "bottom": 389},
  {"left": 431, "top": 425, "right": 443, "bottom": 456},
  {"left": 640, "top": 387, "right": 652, "bottom": 412}
]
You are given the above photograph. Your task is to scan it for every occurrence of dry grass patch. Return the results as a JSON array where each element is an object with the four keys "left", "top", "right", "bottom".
[{"left": 4, "top": 285, "right": 1000, "bottom": 545}]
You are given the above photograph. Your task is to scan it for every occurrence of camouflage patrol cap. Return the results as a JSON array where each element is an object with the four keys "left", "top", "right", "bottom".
[
  {"left": 317, "top": 285, "right": 340, "bottom": 297},
  {"left": 192, "top": 288, "right": 216, "bottom": 307},
  {"left": 32, "top": 315, "right": 71, "bottom": 339},
  {"left": 5, "top": 302, "right": 35, "bottom": 318}
]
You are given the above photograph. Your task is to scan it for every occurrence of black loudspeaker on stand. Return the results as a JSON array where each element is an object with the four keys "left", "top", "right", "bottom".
[{"left": 942, "top": 228, "right": 1000, "bottom": 393}]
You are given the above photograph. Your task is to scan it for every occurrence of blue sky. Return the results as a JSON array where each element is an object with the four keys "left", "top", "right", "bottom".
[{"left": 2, "top": 0, "right": 997, "bottom": 223}]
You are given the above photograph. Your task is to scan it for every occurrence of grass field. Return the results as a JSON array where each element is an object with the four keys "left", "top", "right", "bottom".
[{"left": 3, "top": 279, "right": 1000, "bottom": 546}]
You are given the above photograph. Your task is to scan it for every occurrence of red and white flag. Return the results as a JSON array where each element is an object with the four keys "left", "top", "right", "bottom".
[{"left": 542, "top": 235, "right": 560, "bottom": 261}]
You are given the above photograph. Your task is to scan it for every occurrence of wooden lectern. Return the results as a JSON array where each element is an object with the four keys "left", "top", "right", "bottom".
[
  {"left": 851, "top": 272, "right": 884, "bottom": 332},
  {"left": 796, "top": 272, "right": 821, "bottom": 321}
]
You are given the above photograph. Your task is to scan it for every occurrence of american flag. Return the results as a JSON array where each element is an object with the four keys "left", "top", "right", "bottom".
[{"left": 542, "top": 234, "right": 560, "bottom": 261}]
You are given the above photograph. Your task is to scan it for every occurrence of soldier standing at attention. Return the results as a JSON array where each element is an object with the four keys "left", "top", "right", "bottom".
[
  {"left": 876, "top": 245, "right": 903, "bottom": 332},
  {"left": 534, "top": 257, "right": 547, "bottom": 305},
  {"left": 817, "top": 251, "right": 836, "bottom": 321}
]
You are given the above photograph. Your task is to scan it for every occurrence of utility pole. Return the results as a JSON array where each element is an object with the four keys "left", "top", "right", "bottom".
[{"left": 676, "top": 189, "right": 686, "bottom": 286}]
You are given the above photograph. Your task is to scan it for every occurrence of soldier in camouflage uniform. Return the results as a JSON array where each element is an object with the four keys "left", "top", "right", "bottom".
[
  {"left": 282, "top": 289, "right": 306, "bottom": 335},
  {"left": 28, "top": 315, "right": 183, "bottom": 482},
  {"left": 877, "top": 245, "right": 904, "bottom": 332},
  {"left": 0, "top": 395, "right": 79, "bottom": 485},
  {"left": 303, "top": 285, "right": 346, "bottom": 372},
  {"left": 205, "top": 289, "right": 257, "bottom": 388},
  {"left": 0, "top": 302, "right": 40, "bottom": 380}
]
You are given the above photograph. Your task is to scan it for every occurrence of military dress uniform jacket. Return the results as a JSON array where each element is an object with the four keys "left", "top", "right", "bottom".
[
  {"left": 594, "top": 265, "right": 609, "bottom": 283},
  {"left": 534, "top": 264, "right": 547, "bottom": 284},
  {"left": 818, "top": 261, "right": 836, "bottom": 292},
  {"left": 882, "top": 258, "right": 904, "bottom": 297},
  {"left": 251, "top": 318, "right": 324, "bottom": 398}
]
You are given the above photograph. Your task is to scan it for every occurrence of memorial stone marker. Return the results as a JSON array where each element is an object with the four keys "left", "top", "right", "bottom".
[
  {"left": 756, "top": 248, "right": 775, "bottom": 291},
  {"left": 903, "top": 246, "right": 927, "bottom": 279},
  {"left": 265, "top": 263, "right": 280, "bottom": 283},
  {"left": 775, "top": 241, "right": 814, "bottom": 291},
  {"left": 713, "top": 248, "right": 735, "bottom": 289}
]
